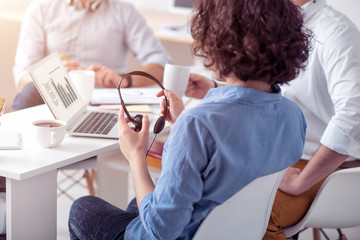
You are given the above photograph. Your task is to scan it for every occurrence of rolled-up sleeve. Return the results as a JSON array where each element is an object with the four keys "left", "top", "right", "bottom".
[
  {"left": 13, "top": 2, "right": 46, "bottom": 87},
  {"left": 320, "top": 25, "right": 360, "bottom": 158}
]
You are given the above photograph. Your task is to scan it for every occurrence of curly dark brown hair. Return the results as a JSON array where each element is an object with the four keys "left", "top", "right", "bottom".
[{"left": 190, "top": 0, "right": 311, "bottom": 85}]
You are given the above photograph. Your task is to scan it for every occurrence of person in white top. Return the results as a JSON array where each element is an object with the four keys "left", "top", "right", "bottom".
[
  {"left": 184, "top": 0, "right": 360, "bottom": 239},
  {"left": 12, "top": 0, "right": 172, "bottom": 110},
  {"left": 264, "top": 0, "right": 360, "bottom": 238}
]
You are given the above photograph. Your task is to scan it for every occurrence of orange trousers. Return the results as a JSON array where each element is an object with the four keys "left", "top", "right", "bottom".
[{"left": 263, "top": 160, "right": 342, "bottom": 240}]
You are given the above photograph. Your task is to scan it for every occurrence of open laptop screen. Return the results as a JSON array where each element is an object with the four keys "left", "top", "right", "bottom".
[{"left": 29, "top": 52, "right": 85, "bottom": 122}]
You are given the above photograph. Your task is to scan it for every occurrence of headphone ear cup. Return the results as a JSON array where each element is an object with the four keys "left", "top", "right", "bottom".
[
  {"left": 133, "top": 114, "right": 143, "bottom": 132},
  {"left": 153, "top": 115, "right": 166, "bottom": 134}
]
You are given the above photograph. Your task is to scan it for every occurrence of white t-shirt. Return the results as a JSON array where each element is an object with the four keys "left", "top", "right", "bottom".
[
  {"left": 282, "top": 0, "right": 360, "bottom": 160},
  {"left": 13, "top": 0, "right": 172, "bottom": 86}
]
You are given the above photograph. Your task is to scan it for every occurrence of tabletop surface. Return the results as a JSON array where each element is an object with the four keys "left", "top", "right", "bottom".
[
  {"left": 0, "top": 105, "right": 119, "bottom": 181},
  {"left": 0, "top": 91, "right": 201, "bottom": 181}
]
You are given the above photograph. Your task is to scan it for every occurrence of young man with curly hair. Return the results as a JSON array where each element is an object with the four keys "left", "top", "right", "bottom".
[{"left": 68, "top": 0, "right": 310, "bottom": 239}]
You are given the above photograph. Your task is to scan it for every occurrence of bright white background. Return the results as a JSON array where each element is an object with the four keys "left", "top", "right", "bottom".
[
  {"left": 128, "top": 0, "right": 360, "bottom": 29},
  {"left": 1, "top": 0, "right": 360, "bottom": 28}
]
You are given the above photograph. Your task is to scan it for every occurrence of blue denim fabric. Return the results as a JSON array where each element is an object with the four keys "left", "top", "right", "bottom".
[
  {"left": 69, "top": 196, "right": 138, "bottom": 240},
  {"left": 125, "top": 86, "right": 306, "bottom": 239},
  {"left": 12, "top": 82, "right": 44, "bottom": 111},
  {"left": 70, "top": 86, "right": 306, "bottom": 239}
]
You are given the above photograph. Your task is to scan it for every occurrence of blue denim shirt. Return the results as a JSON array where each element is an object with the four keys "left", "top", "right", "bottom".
[{"left": 125, "top": 85, "right": 306, "bottom": 240}]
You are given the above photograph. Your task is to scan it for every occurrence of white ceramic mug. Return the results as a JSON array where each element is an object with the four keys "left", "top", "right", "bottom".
[
  {"left": 163, "top": 64, "right": 190, "bottom": 97},
  {"left": 32, "top": 119, "right": 67, "bottom": 148},
  {"left": 69, "top": 70, "right": 95, "bottom": 105}
]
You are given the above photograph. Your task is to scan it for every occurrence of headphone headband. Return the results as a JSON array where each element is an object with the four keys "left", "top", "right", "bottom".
[
  {"left": 117, "top": 71, "right": 165, "bottom": 89},
  {"left": 117, "top": 71, "right": 168, "bottom": 134}
]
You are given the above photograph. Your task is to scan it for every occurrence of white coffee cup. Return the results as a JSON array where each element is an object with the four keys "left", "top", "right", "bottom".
[
  {"left": 163, "top": 64, "right": 190, "bottom": 97},
  {"left": 69, "top": 70, "right": 95, "bottom": 105},
  {"left": 32, "top": 119, "right": 67, "bottom": 148}
]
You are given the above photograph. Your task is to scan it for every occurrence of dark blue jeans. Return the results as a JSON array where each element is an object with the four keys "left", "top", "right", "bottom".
[
  {"left": 69, "top": 196, "right": 139, "bottom": 240},
  {"left": 12, "top": 82, "right": 44, "bottom": 111}
]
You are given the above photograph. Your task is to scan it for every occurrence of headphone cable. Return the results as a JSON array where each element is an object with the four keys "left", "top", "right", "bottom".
[{"left": 146, "top": 134, "right": 158, "bottom": 158}]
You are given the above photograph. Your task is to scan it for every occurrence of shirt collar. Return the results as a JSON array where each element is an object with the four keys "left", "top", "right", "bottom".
[
  {"left": 203, "top": 85, "right": 282, "bottom": 105},
  {"left": 301, "top": 0, "right": 327, "bottom": 23},
  {"left": 72, "top": 0, "right": 104, "bottom": 12}
]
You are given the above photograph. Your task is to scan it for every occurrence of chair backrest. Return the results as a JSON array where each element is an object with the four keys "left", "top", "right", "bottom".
[
  {"left": 193, "top": 169, "right": 286, "bottom": 240},
  {"left": 284, "top": 167, "right": 360, "bottom": 237}
]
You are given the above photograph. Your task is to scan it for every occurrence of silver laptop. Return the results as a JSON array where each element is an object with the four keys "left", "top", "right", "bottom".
[{"left": 29, "top": 52, "right": 118, "bottom": 139}]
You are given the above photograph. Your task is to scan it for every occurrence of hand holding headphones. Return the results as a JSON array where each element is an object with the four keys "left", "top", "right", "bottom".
[
  {"left": 117, "top": 106, "right": 152, "bottom": 162},
  {"left": 117, "top": 71, "right": 168, "bottom": 134},
  {"left": 156, "top": 90, "right": 185, "bottom": 127}
]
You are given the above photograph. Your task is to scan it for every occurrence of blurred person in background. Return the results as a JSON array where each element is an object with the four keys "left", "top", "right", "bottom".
[{"left": 12, "top": 0, "right": 171, "bottom": 111}]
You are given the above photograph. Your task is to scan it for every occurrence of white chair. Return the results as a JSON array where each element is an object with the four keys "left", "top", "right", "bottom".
[
  {"left": 0, "top": 192, "right": 5, "bottom": 234},
  {"left": 193, "top": 169, "right": 286, "bottom": 240},
  {"left": 284, "top": 167, "right": 360, "bottom": 240}
]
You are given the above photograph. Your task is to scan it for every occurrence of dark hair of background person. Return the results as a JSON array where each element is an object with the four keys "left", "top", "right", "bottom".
[{"left": 190, "top": 0, "right": 312, "bottom": 85}]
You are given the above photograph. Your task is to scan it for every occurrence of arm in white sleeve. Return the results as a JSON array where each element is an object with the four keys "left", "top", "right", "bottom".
[
  {"left": 121, "top": 5, "right": 172, "bottom": 69},
  {"left": 320, "top": 24, "right": 360, "bottom": 159},
  {"left": 13, "top": 2, "right": 46, "bottom": 89}
]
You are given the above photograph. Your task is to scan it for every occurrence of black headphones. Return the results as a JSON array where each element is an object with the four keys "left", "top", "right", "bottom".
[{"left": 117, "top": 71, "right": 168, "bottom": 134}]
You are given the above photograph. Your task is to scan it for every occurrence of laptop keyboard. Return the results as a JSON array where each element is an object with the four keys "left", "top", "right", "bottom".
[{"left": 74, "top": 112, "right": 118, "bottom": 135}]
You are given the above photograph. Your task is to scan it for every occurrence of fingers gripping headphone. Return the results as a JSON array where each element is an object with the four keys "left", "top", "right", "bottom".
[{"left": 117, "top": 71, "right": 168, "bottom": 134}]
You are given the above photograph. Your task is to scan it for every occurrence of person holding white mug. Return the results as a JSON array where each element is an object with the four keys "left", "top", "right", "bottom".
[
  {"left": 68, "top": 0, "right": 310, "bottom": 238},
  {"left": 163, "top": 64, "right": 190, "bottom": 98}
]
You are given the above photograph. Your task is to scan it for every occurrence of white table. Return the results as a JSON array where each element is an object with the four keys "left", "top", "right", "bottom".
[
  {"left": 0, "top": 95, "right": 202, "bottom": 239},
  {"left": 0, "top": 105, "right": 119, "bottom": 240}
]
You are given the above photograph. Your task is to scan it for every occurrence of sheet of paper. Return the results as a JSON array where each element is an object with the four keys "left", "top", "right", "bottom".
[
  {"left": 91, "top": 88, "right": 162, "bottom": 105},
  {"left": 0, "top": 131, "right": 22, "bottom": 150},
  {"left": 98, "top": 104, "right": 153, "bottom": 113}
]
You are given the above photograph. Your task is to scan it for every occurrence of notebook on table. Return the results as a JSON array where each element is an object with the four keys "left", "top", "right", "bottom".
[{"left": 29, "top": 52, "right": 118, "bottom": 139}]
